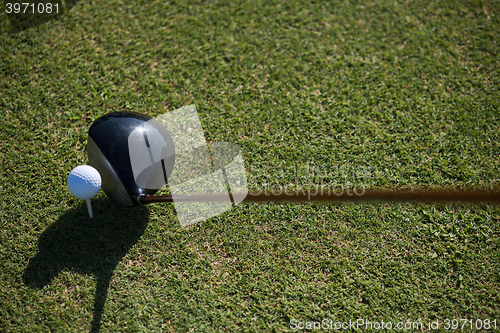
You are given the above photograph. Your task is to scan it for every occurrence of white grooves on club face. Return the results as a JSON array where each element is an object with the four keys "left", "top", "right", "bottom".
[{"left": 128, "top": 119, "right": 175, "bottom": 190}]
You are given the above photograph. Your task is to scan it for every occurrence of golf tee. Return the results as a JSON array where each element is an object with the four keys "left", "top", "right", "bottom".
[{"left": 86, "top": 198, "right": 93, "bottom": 218}]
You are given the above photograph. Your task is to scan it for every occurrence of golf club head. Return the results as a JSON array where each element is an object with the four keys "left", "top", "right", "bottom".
[{"left": 87, "top": 112, "right": 175, "bottom": 206}]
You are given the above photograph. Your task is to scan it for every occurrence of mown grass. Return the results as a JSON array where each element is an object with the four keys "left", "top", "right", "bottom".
[{"left": 1, "top": 0, "right": 499, "bottom": 332}]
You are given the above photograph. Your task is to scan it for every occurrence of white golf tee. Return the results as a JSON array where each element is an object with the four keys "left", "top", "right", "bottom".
[{"left": 86, "top": 198, "right": 93, "bottom": 218}]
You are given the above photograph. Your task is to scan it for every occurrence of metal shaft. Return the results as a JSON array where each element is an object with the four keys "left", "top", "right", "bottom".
[{"left": 138, "top": 189, "right": 500, "bottom": 204}]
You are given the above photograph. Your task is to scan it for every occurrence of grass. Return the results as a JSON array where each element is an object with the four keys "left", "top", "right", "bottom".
[{"left": 1, "top": 0, "right": 499, "bottom": 331}]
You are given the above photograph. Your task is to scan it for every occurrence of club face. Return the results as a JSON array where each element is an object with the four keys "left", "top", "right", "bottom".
[
  {"left": 87, "top": 136, "right": 134, "bottom": 206},
  {"left": 87, "top": 112, "right": 175, "bottom": 206}
]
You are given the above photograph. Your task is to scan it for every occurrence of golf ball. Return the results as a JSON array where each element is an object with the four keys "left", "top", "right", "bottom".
[{"left": 67, "top": 165, "right": 102, "bottom": 200}]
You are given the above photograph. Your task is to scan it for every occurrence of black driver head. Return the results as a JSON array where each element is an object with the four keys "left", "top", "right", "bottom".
[{"left": 87, "top": 112, "right": 175, "bottom": 206}]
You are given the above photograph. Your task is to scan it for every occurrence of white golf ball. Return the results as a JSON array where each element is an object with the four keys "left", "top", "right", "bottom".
[{"left": 67, "top": 165, "right": 102, "bottom": 200}]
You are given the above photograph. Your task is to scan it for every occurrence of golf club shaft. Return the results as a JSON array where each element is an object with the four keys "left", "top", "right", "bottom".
[{"left": 138, "top": 189, "right": 500, "bottom": 204}]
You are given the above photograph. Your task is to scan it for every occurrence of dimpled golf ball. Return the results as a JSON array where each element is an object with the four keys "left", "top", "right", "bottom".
[{"left": 67, "top": 165, "right": 102, "bottom": 200}]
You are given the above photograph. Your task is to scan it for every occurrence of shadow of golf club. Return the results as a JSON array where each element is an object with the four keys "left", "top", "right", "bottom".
[{"left": 23, "top": 198, "right": 149, "bottom": 332}]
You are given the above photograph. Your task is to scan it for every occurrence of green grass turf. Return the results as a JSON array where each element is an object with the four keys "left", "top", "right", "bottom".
[{"left": 1, "top": 0, "right": 500, "bottom": 331}]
